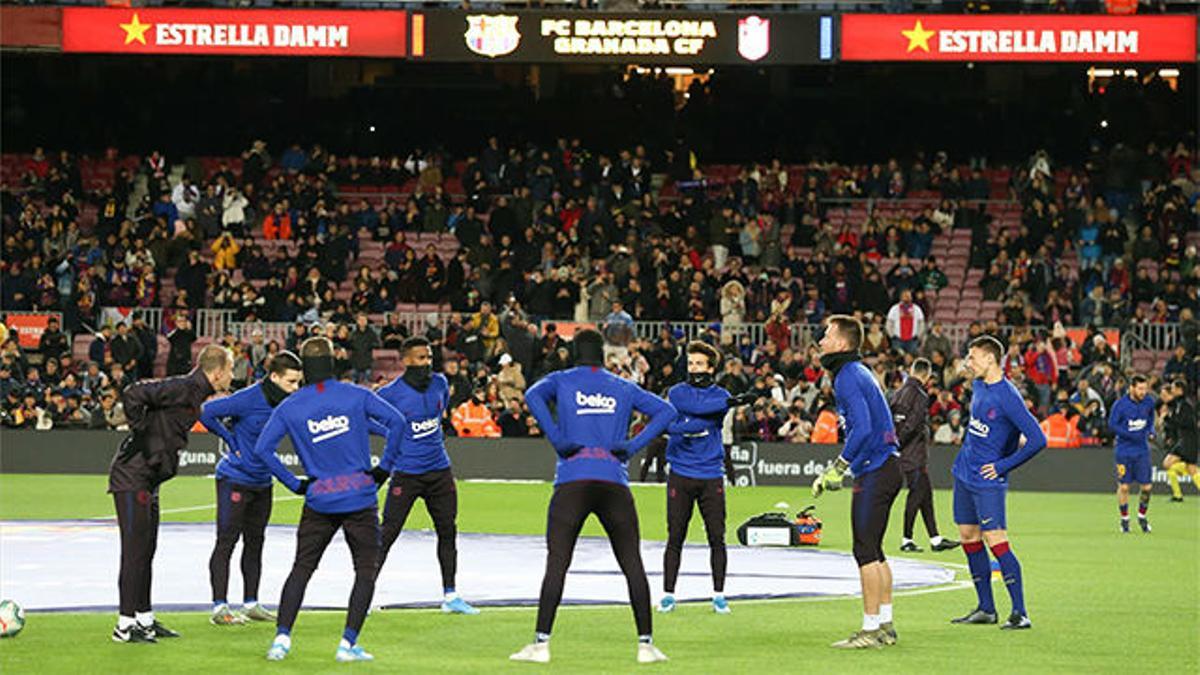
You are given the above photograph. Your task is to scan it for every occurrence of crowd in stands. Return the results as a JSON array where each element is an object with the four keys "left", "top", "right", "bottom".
[{"left": 1, "top": 135, "right": 1197, "bottom": 448}]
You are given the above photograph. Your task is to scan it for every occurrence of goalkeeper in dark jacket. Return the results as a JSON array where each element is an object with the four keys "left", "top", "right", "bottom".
[
  {"left": 108, "top": 344, "right": 234, "bottom": 644},
  {"left": 658, "top": 341, "right": 756, "bottom": 616},
  {"left": 510, "top": 329, "right": 677, "bottom": 665},
  {"left": 889, "top": 358, "right": 959, "bottom": 553}
]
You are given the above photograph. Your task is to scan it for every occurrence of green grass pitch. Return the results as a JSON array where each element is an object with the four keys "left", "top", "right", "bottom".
[{"left": 1, "top": 473, "right": 1197, "bottom": 673}]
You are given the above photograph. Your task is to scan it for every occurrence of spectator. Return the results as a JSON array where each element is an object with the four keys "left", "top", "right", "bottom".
[
  {"left": 222, "top": 186, "right": 248, "bottom": 234},
  {"left": 496, "top": 397, "right": 529, "bottom": 437},
  {"left": 920, "top": 322, "right": 952, "bottom": 361},
  {"left": 603, "top": 300, "right": 634, "bottom": 345},
  {"left": 933, "top": 409, "right": 965, "bottom": 444},
  {"left": 495, "top": 354, "right": 526, "bottom": 402},
  {"left": 166, "top": 316, "right": 197, "bottom": 376},
  {"left": 451, "top": 390, "right": 501, "bottom": 438},
  {"left": 38, "top": 315, "right": 69, "bottom": 363},
  {"left": 262, "top": 202, "right": 292, "bottom": 240},
  {"left": 1069, "top": 377, "right": 1106, "bottom": 419},
  {"left": 720, "top": 280, "right": 747, "bottom": 326},
  {"left": 109, "top": 322, "right": 143, "bottom": 373},
  {"left": 210, "top": 232, "right": 240, "bottom": 271},
  {"left": 466, "top": 301, "right": 501, "bottom": 359},
  {"left": 886, "top": 289, "right": 926, "bottom": 354},
  {"left": 171, "top": 175, "right": 199, "bottom": 221},
  {"left": 89, "top": 386, "right": 129, "bottom": 427},
  {"left": 348, "top": 314, "right": 380, "bottom": 384}
]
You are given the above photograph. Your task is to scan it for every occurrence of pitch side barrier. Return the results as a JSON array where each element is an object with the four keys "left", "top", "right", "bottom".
[{"left": 0, "top": 431, "right": 1190, "bottom": 493}]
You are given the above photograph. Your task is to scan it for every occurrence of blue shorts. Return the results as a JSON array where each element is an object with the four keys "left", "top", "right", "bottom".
[
  {"left": 953, "top": 478, "right": 1007, "bottom": 531},
  {"left": 1115, "top": 453, "right": 1152, "bottom": 485}
]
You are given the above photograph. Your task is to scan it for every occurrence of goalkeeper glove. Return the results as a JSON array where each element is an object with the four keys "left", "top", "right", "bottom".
[{"left": 812, "top": 456, "right": 850, "bottom": 498}]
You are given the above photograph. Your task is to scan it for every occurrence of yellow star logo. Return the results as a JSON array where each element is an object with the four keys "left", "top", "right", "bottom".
[
  {"left": 119, "top": 13, "right": 152, "bottom": 46},
  {"left": 902, "top": 19, "right": 935, "bottom": 53}
]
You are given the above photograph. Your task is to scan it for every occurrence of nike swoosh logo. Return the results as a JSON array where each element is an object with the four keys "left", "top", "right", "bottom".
[{"left": 982, "top": 518, "right": 993, "bottom": 524}]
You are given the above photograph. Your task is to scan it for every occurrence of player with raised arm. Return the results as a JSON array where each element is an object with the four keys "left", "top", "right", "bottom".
[
  {"left": 199, "top": 351, "right": 303, "bottom": 625},
  {"left": 658, "top": 341, "right": 756, "bottom": 615},
  {"left": 1107, "top": 374, "right": 1155, "bottom": 533},
  {"left": 510, "top": 329, "right": 677, "bottom": 665},
  {"left": 811, "top": 316, "right": 904, "bottom": 649},
  {"left": 251, "top": 337, "right": 406, "bottom": 663},
  {"left": 949, "top": 336, "right": 1047, "bottom": 631}
]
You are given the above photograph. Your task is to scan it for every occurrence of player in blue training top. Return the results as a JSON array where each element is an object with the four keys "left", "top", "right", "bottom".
[
  {"left": 510, "top": 329, "right": 677, "bottom": 665},
  {"left": 658, "top": 341, "right": 756, "bottom": 616},
  {"left": 199, "top": 350, "right": 303, "bottom": 626},
  {"left": 1108, "top": 374, "right": 1156, "bottom": 534},
  {"left": 373, "top": 336, "right": 478, "bottom": 615},
  {"left": 811, "top": 315, "right": 903, "bottom": 650},
  {"left": 251, "top": 337, "right": 407, "bottom": 663},
  {"left": 950, "top": 335, "right": 1047, "bottom": 631}
]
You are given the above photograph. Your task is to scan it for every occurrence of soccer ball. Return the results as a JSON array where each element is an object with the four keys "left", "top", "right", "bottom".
[{"left": 0, "top": 599, "right": 25, "bottom": 638}]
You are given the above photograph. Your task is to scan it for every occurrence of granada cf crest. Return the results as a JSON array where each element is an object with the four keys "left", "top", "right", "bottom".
[
  {"left": 464, "top": 14, "right": 520, "bottom": 58},
  {"left": 737, "top": 15, "right": 770, "bottom": 62}
]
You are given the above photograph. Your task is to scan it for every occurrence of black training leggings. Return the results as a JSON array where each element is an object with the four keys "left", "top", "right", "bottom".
[
  {"left": 639, "top": 437, "right": 667, "bottom": 483},
  {"left": 378, "top": 468, "right": 458, "bottom": 590},
  {"left": 114, "top": 489, "right": 159, "bottom": 616},
  {"left": 277, "top": 506, "right": 380, "bottom": 635},
  {"left": 663, "top": 473, "right": 727, "bottom": 594},
  {"left": 209, "top": 480, "right": 273, "bottom": 604},
  {"left": 535, "top": 481, "right": 652, "bottom": 637},
  {"left": 902, "top": 467, "right": 939, "bottom": 540}
]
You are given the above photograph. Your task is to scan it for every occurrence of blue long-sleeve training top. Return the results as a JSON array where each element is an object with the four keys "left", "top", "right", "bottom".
[
  {"left": 372, "top": 374, "right": 452, "bottom": 474},
  {"left": 1108, "top": 394, "right": 1155, "bottom": 458},
  {"left": 952, "top": 378, "right": 1048, "bottom": 489},
  {"left": 834, "top": 361, "right": 900, "bottom": 476},
  {"left": 665, "top": 382, "right": 730, "bottom": 480},
  {"left": 252, "top": 378, "right": 406, "bottom": 514},
  {"left": 199, "top": 382, "right": 276, "bottom": 487},
  {"left": 525, "top": 365, "right": 677, "bottom": 486}
]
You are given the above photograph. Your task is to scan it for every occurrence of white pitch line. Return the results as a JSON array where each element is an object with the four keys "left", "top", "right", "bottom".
[
  {"left": 407, "top": 581, "right": 974, "bottom": 614},
  {"left": 86, "top": 494, "right": 305, "bottom": 521}
]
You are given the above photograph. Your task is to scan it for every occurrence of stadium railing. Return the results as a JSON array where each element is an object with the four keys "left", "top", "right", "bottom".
[{"left": 194, "top": 309, "right": 239, "bottom": 340}]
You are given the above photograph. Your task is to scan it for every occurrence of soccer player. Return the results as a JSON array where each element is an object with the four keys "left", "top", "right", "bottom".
[
  {"left": 374, "top": 336, "right": 478, "bottom": 615},
  {"left": 1107, "top": 374, "right": 1155, "bottom": 533},
  {"left": 658, "top": 341, "right": 755, "bottom": 615},
  {"left": 949, "top": 336, "right": 1046, "bottom": 631},
  {"left": 890, "top": 358, "right": 959, "bottom": 553},
  {"left": 811, "top": 316, "right": 903, "bottom": 649},
  {"left": 109, "top": 344, "right": 234, "bottom": 644},
  {"left": 510, "top": 329, "right": 676, "bottom": 664},
  {"left": 252, "top": 337, "right": 407, "bottom": 663},
  {"left": 199, "top": 351, "right": 303, "bottom": 625},
  {"left": 1161, "top": 379, "right": 1199, "bottom": 502}
]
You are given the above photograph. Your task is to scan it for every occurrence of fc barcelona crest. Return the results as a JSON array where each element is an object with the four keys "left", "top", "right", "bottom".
[
  {"left": 737, "top": 15, "right": 770, "bottom": 62},
  {"left": 464, "top": 14, "right": 520, "bottom": 58}
]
